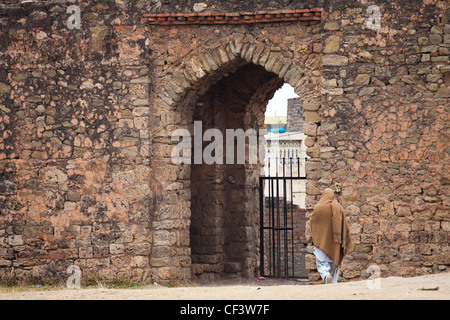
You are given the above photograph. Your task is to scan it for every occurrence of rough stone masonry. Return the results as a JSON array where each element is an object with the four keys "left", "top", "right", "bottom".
[{"left": 0, "top": 0, "right": 448, "bottom": 285}]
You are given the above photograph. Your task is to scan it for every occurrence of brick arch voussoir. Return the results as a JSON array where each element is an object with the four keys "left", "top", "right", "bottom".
[{"left": 160, "top": 37, "right": 308, "bottom": 110}]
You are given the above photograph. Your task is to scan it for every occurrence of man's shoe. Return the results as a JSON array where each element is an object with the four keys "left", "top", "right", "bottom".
[{"left": 325, "top": 275, "right": 332, "bottom": 284}]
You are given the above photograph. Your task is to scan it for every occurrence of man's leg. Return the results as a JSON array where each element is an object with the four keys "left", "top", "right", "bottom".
[
  {"left": 313, "top": 247, "right": 333, "bottom": 283},
  {"left": 315, "top": 257, "right": 332, "bottom": 282},
  {"left": 329, "top": 265, "right": 340, "bottom": 283}
]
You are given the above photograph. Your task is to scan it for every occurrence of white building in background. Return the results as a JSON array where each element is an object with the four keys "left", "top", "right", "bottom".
[{"left": 263, "top": 131, "right": 307, "bottom": 209}]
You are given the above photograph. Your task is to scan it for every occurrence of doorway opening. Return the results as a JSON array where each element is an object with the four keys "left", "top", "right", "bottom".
[
  {"left": 189, "top": 61, "right": 285, "bottom": 280},
  {"left": 260, "top": 83, "right": 308, "bottom": 279}
]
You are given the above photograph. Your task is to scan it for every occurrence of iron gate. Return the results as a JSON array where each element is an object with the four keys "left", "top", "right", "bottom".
[{"left": 259, "top": 150, "right": 307, "bottom": 278}]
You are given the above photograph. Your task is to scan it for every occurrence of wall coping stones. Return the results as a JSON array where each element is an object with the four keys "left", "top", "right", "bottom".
[{"left": 142, "top": 9, "right": 322, "bottom": 26}]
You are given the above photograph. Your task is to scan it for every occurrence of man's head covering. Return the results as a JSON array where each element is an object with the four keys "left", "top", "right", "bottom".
[{"left": 311, "top": 188, "right": 354, "bottom": 266}]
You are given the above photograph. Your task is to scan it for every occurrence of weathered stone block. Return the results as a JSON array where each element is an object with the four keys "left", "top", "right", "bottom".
[
  {"left": 398, "top": 185, "right": 422, "bottom": 195},
  {"left": 109, "top": 243, "right": 125, "bottom": 255},
  {"left": 302, "top": 122, "right": 318, "bottom": 136},
  {"left": 66, "top": 191, "right": 82, "bottom": 202},
  {"left": 64, "top": 202, "right": 77, "bottom": 211},
  {"left": 150, "top": 257, "right": 170, "bottom": 267},
  {"left": 304, "top": 111, "right": 320, "bottom": 123},
  {"left": 44, "top": 191, "right": 64, "bottom": 209},
  {"left": 358, "top": 87, "right": 376, "bottom": 96},
  {"left": 130, "top": 76, "right": 150, "bottom": 84},
  {"left": 44, "top": 169, "right": 68, "bottom": 183},
  {"left": 153, "top": 230, "right": 177, "bottom": 246},
  {"left": 429, "top": 33, "right": 442, "bottom": 44},
  {"left": 303, "top": 103, "right": 320, "bottom": 111},
  {"left": 323, "top": 35, "right": 340, "bottom": 53},
  {"left": 305, "top": 253, "right": 316, "bottom": 270},
  {"left": 324, "top": 21, "right": 340, "bottom": 31},
  {"left": 0, "top": 181, "right": 16, "bottom": 195},
  {"left": 80, "top": 81, "right": 95, "bottom": 90},
  {"left": 133, "top": 99, "right": 149, "bottom": 106},
  {"left": 0, "top": 83, "right": 11, "bottom": 94},
  {"left": 354, "top": 74, "right": 371, "bottom": 86},
  {"left": 322, "top": 55, "right": 348, "bottom": 66},
  {"left": 0, "top": 259, "right": 12, "bottom": 267},
  {"left": 442, "top": 221, "right": 450, "bottom": 232},
  {"left": 7, "top": 235, "right": 24, "bottom": 246},
  {"left": 130, "top": 256, "right": 148, "bottom": 268},
  {"left": 30, "top": 11, "right": 47, "bottom": 21},
  {"left": 435, "top": 87, "right": 450, "bottom": 98}
]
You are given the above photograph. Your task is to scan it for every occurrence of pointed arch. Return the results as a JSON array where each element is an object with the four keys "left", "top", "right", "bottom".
[{"left": 157, "top": 36, "right": 308, "bottom": 110}]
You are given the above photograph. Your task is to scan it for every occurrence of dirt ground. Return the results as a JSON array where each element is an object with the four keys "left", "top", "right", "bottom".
[{"left": 0, "top": 272, "right": 448, "bottom": 300}]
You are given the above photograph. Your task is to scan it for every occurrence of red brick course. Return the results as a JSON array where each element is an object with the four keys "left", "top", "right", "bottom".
[{"left": 142, "top": 9, "right": 322, "bottom": 26}]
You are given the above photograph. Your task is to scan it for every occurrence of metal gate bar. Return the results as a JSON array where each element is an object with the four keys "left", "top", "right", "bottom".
[{"left": 259, "top": 152, "right": 306, "bottom": 278}]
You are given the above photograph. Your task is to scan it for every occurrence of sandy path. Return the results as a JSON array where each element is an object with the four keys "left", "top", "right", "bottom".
[{"left": 0, "top": 272, "right": 448, "bottom": 300}]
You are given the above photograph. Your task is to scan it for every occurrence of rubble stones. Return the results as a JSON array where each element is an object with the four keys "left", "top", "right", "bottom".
[
  {"left": 322, "top": 55, "right": 349, "bottom": 66},
  {"left": 308, "top": 2, "right": 449, "bottom": 284},
  {"left": 0, "top": 83, "right": 11, "bottom": 95}
]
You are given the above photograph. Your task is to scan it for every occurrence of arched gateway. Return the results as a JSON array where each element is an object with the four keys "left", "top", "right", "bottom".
[{"left": 148, "top": 24, "right": 322, "bottom": 280}]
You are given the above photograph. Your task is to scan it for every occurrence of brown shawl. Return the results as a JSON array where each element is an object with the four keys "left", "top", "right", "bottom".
[{"left": 310, "top": 188, "right": 354, "bottom": 267}]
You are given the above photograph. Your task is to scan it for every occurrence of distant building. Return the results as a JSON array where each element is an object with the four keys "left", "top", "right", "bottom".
[
  {"left": 286, "top": 98, "right": 304, "bottom": 133},
  {"left": 263, "top": 97, "right": 307, "bottom": 208},
  {"left": 263, "top": 131, "right": 307, "bottom": 208},
  {"left": 264, "top": 116, "right": 287, "bottom": 132}
]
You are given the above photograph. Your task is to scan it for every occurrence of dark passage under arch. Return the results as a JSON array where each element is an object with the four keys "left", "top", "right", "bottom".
[{"left": 188, "top": 62, "right": 285, "bottom": 280}]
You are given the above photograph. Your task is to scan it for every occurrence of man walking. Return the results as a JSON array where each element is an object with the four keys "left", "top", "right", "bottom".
[{"left": 310, "top": 188, "right": 354, "bottom": 284}]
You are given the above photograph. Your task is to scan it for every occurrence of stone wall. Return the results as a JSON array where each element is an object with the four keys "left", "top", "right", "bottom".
[
  {"left": 304, "top": 0, "right": 449, "bottom": 282},
  {"left": 0, "top": 0, "right": 154, "bottom": 284},
  {"left": 0, "top": 0, "right": 448, "bottom": 285},
  {"left": 286, "top": 97, "right": 305, "bottom": 132}
]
